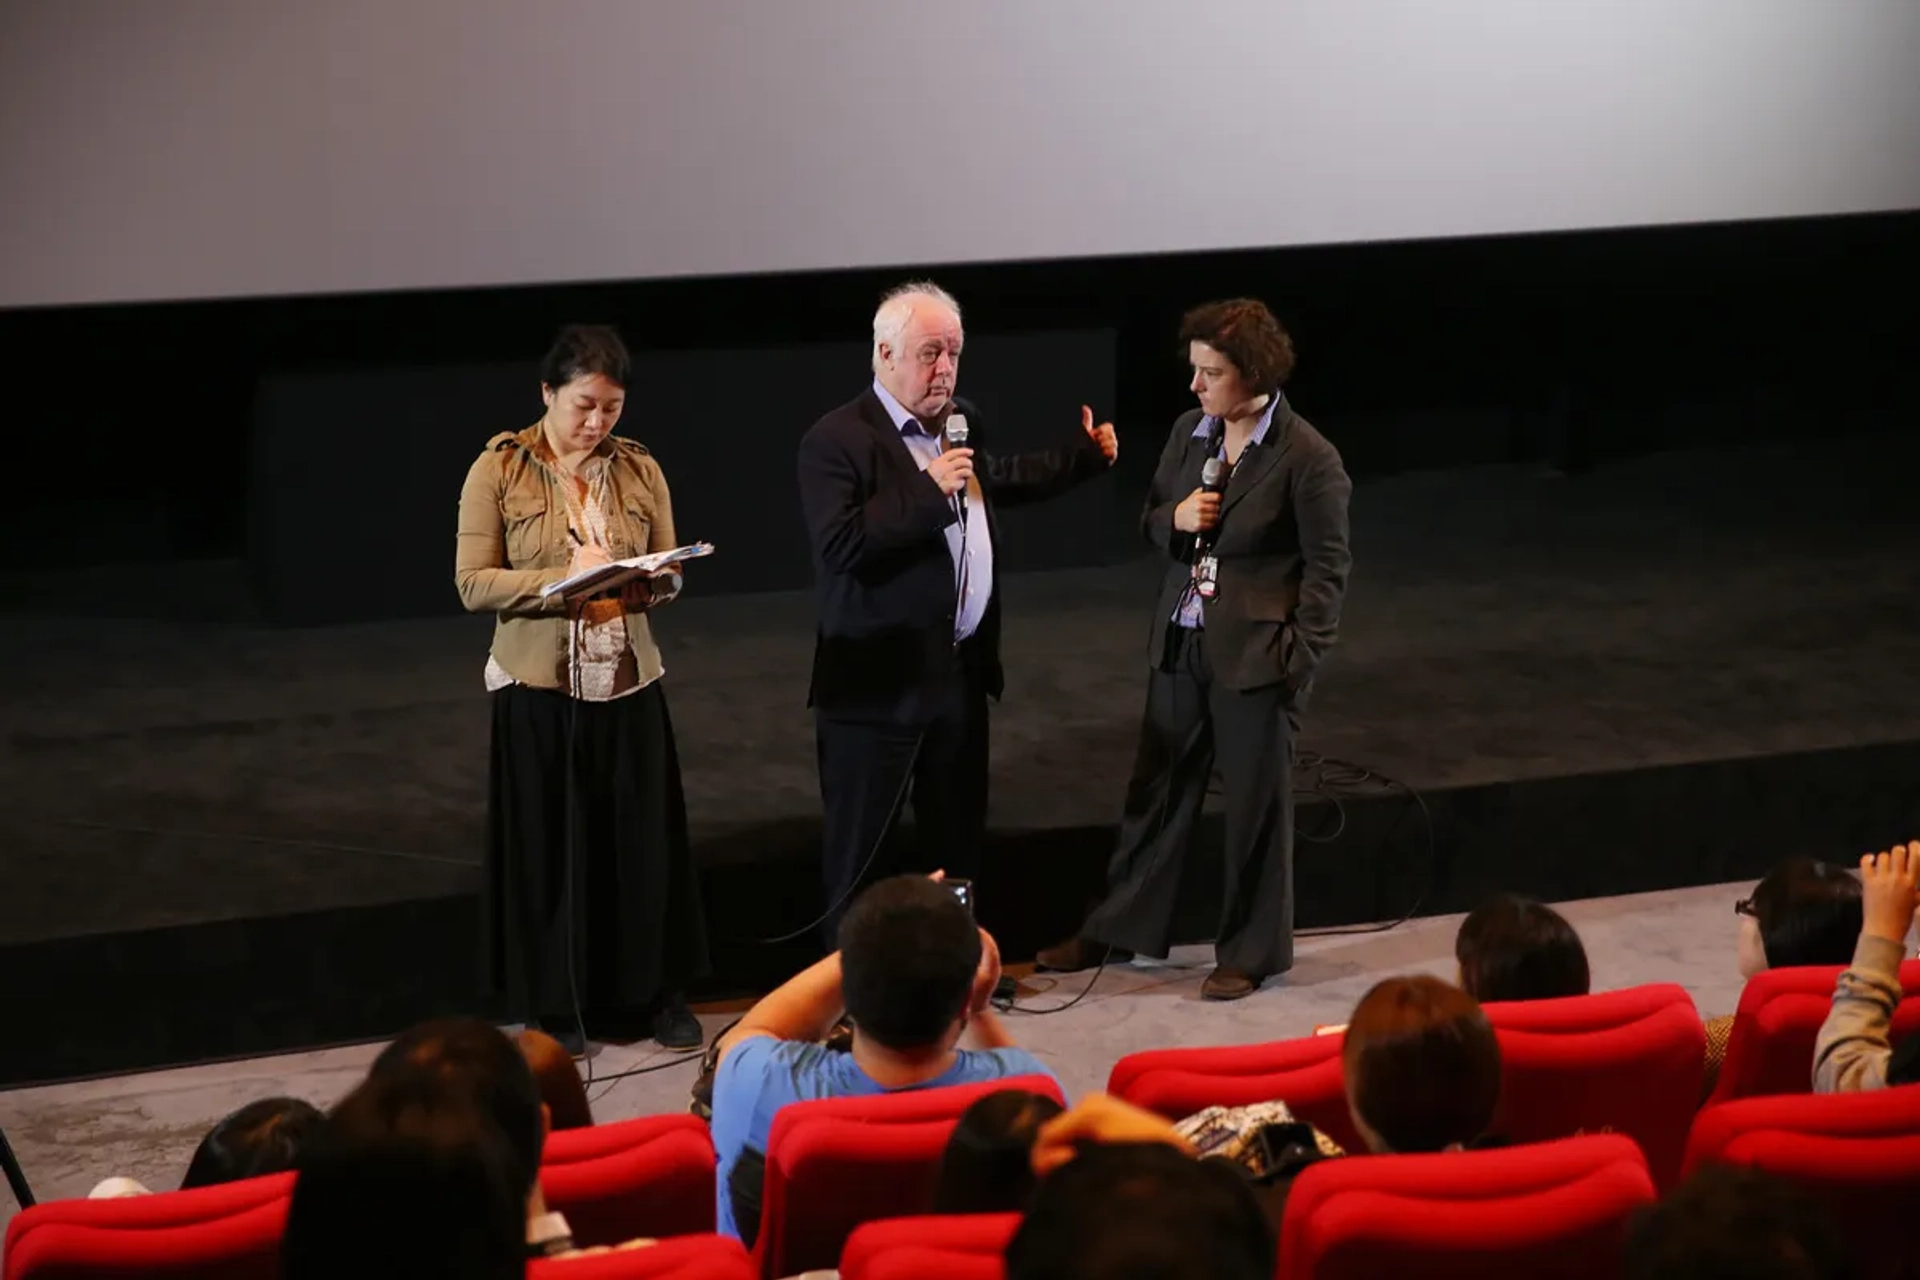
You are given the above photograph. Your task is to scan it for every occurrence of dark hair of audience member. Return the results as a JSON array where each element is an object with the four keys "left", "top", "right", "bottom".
[
  {"left": 1455, "top": 894, "right": 1592, "bottom": 1003},
  {"left": 1750, "top": 857, "right": 1864, "bottom": 968},
  {"left": 930, "top": 1089, "right": 1065, "bottom": 1215},
  {"left": 1005, "top": 1141, "right": 1275, "bottom": 1280},
  {"left": 179, "top": 1096, "right": 325, "bottom": 1190},
  {"left": 540, "top": 324, "right": 630, "bottom": 392},
  {"left": 1343, "top": 975, "right": 1502, "bottom": 1153},
  {"left": 282, "top": 1075, "right": 525, "bottom": 1280},
  {"left": 515, "top": 1029, "right": 593, "bottom": 1131},
  {"left": 368, "top": 1017, "right": 545, "bottom": 1199},
  {"left": 837, "top": 875, "right": 983, "bottom": 1051},
  {"left": 1624, "top": 1162, "right": 1855, "bottom": 1280}
]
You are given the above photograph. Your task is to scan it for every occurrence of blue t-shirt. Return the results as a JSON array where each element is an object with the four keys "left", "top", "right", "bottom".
[{"left": 709, "top": 1036, "right": 1059, "bottom": 1240}]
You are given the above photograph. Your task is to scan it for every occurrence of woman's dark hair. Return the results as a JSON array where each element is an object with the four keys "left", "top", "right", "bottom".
[
  {"left": 540, "top": 323, "right": 630, "bottom": 391},
  {"left": 1455, "top": 895, "right": 1592, "bottom": 1004},
  {"left": 179, "top": 1096, "right": 325, "bottom": 1190},
  {"left": 931, "top": 1089, "right": 1065, "bottom": 1215},
  {"left": 1750, "top": 857, "right": 1863, "bottom": 968},
  {"left": 1006, "top": 1142, "right": 1275, "bottom": 1280},
  {"left": 1177, "top": 299, "right": 1296, "bottom": 393},
  {"left": 1625, "top": 1163, "right": 1855, "bottom": 1280},
  {"left": 838, "top": 875, "right": 982, "bottom": 1051},
  {"left": 282, "top": 1076, "right": 525, "bottom": 1280},
  {"left": 369, "top": 1017, "right": 545, "bottom": 1200},
  {"left": 515, "top": 1029, "right": 593, "bottom": 1131},
  {"left": 1343, "top": 975, "right": 1502, "bottom": 1154}
]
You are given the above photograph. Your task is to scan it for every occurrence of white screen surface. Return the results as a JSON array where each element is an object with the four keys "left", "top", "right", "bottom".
[{"left": 3, "top": 0, "right": 1916, "bottom": 308}]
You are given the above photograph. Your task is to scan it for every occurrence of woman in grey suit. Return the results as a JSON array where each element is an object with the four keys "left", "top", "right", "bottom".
[{"left": 1038, "top": 299, "right": 1352, "bottom": 999}]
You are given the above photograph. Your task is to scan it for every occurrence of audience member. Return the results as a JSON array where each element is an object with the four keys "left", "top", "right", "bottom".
[
  {"left": 1815, "top": 842, "right": 1919, "bottom": 1093},
  {"left": 282, "top": 1073, "right": 527, "bottom": 1280},
  {"left": 86, "top": 1095, "right": 324, "bottom": 1199},
  {"left": 1455, "top": 894, "right": 1591, "bottom": 1003},
  {"left": 1624, "top": 1162, "right": 1855, "bottom": 1280},
  {"left": 708, "top": 874, "right": 1057, "bottom": 1242},
  {"left": 1008, "top": 1129, "right": 1274, "bottom": 1280},
  {"left": 366, "top": 1016, "right": 647, "bottom": 1258},
  {"left": 181, "top": 1096, "right": 324, "bottom": 1188},
  {"left": 1343, "top": 974, "right": 1503, "bottom": 1154},
  {"left": 516, "top": 1029, "right": 594, "bottom": 1131},
  {"left": 1706, "top": 856, "right": 1866, "bottom": 1094},
  {"left": 930, "top": 1088, "right": 1064, "bottom": 1215}
]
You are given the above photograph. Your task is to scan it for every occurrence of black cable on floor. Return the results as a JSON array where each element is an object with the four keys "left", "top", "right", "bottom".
[{"left": 1292, "top": 751, "right": 1436, "bottom": 938}]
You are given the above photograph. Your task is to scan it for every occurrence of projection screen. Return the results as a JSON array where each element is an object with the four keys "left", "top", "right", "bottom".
[{"left": 2, "top": 0, "right": 1916, "bottom": 308}]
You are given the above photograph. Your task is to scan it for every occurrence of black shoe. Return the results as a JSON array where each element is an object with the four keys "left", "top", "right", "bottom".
[
  {"left": 1035, "top": 936, "right": 1132, "bottom": 973},
  {"left": 536, "top": 1016, "right": 588, "bottom": 1058},
  {"left": 652, "top": 996, "right": 704, "bottom": 1051}
]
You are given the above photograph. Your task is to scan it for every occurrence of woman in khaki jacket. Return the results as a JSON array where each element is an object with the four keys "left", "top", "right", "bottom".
[{"left": 456, "top": 325, "right": 709, "bottom": 1053}]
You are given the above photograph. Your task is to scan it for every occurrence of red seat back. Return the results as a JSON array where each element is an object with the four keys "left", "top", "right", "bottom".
[
  {"left": 1278, "top": 1134, "right": 1655, "bottom": 1280},
  {"left": 540, "top": 1114, "right": 717, "bottom": 1244},
  {"left": 751, "top": 1075, "right": 1062, "bottom": 1280},
  {"left": 4, "top": 1175, "right": 295, "bottom": 1280},
  {"left": 529, "top": 1234, "right": 754, "bottom": 1280},
  {"left": 1706, "top": 961, "right": 1920, "bottom": 1106},
  {"left": 840, "top": 1214, "right": 1019, "bottom": 1280},
  {"left": 4, "top": 1198, "right": 289, "bottom": 1280},
  {"left": 1105, "top": 1034, "right": 1363, "bottom": 1154},
  {"left": 1683, "top": 1085, "right": 1920, "bottom": 1280},
  {"left": 1485, "top": 983, "right": 1704, "bottom": 1189}
]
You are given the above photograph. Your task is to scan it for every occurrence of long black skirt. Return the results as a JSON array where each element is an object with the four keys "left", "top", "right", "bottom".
[{"left": 485, "top": 681, "right": 711, "bottom": 1023}]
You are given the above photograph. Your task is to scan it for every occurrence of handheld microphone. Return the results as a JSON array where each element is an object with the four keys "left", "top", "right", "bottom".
[
  {"left": 944, "top": 414, "right": 970, "bottom": 520},
  {"left": 1196, "top": 456, "right": 1227, "bottom": 554}
]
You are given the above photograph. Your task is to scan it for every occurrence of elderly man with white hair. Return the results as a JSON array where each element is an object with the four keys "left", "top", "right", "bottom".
[{"left": 796, "top": 281, "right": 1118, "bottom": 938}]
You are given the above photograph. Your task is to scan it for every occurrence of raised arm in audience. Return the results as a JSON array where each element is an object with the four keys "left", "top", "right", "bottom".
[{"left": 1813, "top": 841, "right": 1918, "bottom": 1093}]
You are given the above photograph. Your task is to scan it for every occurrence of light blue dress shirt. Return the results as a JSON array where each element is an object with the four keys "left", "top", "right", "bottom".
[
  {"left": 872, "top": 379, "right": 994, "bottom": 642},
  {"left": 1175, "top": 395, "right": 1283, "bottom": 630}
]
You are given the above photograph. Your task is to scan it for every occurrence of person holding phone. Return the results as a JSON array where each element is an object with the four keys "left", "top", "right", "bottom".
[{"left": 456, "top": 323, "right": 710, "bottom": 1053}]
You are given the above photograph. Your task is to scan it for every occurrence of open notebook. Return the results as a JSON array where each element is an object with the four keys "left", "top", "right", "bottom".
[{"left": 539, "top": 542, "right": 715, "bottom": 599}]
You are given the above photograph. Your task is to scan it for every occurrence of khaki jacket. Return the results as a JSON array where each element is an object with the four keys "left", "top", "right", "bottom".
[{"left": 456, "top": 422, "right": 677, "bottom": 690}]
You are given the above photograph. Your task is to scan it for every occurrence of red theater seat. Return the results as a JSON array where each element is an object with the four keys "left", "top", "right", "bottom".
[
  {"left": 1485, "top": 982, "right": 1705, "bottom": 1189},
  {"left": 3, "top": 1197, "right": 289, "bottom": 1280},
  {"left": 750, "top": 1075, "right": 1063, "bottom": 1280},
  {"left": 4, "top": 1174, "right": 295, "bottom": 1280},
  {"left": 540, "top": 1113, "right": 718, "bottom": 1245},
  {"left": 530, "top": 1234, "right": 754, "bottom": 1280},
  {"left": 1105, "top": 1034, "right": 1363, "bottom": 1154},
  {"left": 1705, "top": 960, "right": 1920, "bottom": 1106},
  {"left": 1277, "top": 1133, "right": 1655, "bottom": 1280},
  {"left": 1683, "top": 1085, "right": 1920, "bottom": 1280},
  {"left": 840, "top": 1214, "right": 1019, "bottom": 1280}
]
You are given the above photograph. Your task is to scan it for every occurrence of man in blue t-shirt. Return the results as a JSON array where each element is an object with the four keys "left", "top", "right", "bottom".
[{"left": 708, "top": 874, "right": 1061, "bottom": 1241}]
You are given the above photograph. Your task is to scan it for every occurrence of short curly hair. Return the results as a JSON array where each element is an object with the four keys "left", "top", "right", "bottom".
[{"left": 1178, "top": 299, "right": 1295, "bottom": 393}]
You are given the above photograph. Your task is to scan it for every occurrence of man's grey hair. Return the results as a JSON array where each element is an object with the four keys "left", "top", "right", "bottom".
[{"left": 871, "top": 281, "right": 963, "bottom": 373}]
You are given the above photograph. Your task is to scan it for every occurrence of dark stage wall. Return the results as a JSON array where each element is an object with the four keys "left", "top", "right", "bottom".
[
  {"left": 247, "top": 331, "right": 1121, "bottom": 624},
  {"left": 2, "top": 212, "right": 1914, "bottom": 586}
]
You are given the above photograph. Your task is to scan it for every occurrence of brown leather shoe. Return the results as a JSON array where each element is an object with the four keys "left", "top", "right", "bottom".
[
  {"left": 1034, "top": 936, "right": 1132, "bottom": 972},
  {"left": 1201, "top": 966, "right": 1263, "bottom": 1001}
]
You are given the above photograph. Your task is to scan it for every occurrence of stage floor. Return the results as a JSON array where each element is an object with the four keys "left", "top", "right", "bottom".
[{"left": 4, "top": 433, "right": 1919, "bottom": 950}]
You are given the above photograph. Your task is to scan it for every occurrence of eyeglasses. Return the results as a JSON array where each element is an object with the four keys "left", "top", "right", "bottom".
[{"left": 1734, "top": 897, "right": 1758, "bottom": 919}]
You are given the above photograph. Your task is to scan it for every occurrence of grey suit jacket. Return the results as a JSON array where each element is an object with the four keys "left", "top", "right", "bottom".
[{"left": 1142, "top": 397, "right": 1352, "bottom": 697}]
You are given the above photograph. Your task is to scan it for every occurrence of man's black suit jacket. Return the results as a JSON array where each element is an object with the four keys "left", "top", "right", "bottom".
[
  {"left": 798, "top": 388, "right": 1107, "bottom": 723},
  {"left": 1142, "top": 396, "right": 1352, "bottom": 698}
]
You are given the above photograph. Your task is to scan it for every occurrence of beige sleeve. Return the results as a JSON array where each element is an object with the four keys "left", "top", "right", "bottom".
[
  {"left": 454, "top": 450, "right": 566, "bottom": 616},
  {"left": 646, "top": 460, "right": 678, "bottom": 555},
  {"left": 1812, "top": 933, "right": 1904, "bottom": 1094}
]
